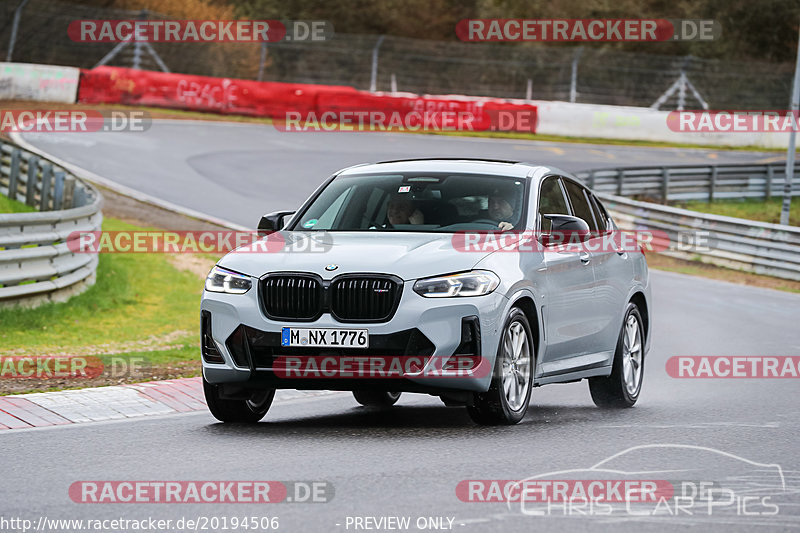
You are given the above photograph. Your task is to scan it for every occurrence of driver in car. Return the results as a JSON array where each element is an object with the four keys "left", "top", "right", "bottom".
[
  {"left": 387, "top": 197, "right": 425, "bottom": 226},
  {"left": 488, "top": 193, "right": 516, "bottom": 231}
]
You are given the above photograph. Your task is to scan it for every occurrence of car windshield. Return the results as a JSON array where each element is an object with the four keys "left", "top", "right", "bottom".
[{"left": 292, "top": 172, "right": 527, "bottom": 232}]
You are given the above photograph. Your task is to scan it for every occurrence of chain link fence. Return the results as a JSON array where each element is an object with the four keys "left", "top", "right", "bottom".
[{"left": 1, "top": 0, "right": 795, "bottom": 109}]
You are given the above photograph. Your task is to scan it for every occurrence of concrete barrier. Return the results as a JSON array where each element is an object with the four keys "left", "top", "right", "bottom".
[
  {"left": 0, "top": 62, "right": 80, "bottom": 103},
  {"left": 533, "top": 100, "right": 792, "bottom": 149}
]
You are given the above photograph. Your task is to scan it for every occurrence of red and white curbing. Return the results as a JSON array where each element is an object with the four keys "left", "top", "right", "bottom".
[
  {"left": 0, "top": 378, "right": 345, "bottom": 430},
  {"left": 0, "top": 378, "right": 205, "bottom": 429}
]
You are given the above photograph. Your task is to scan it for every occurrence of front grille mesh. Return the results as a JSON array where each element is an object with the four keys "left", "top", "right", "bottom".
[
  {"left": 262, "top": 275, "right": 322, "bottom": 320},
  {"left": 261, "top": 274, "right": 401, "bottom": 322},
  {"left": 330, "top": 277, "right": 398, "bottom": 321}
]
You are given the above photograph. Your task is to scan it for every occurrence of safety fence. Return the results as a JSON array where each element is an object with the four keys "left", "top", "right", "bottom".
[
  {"left": 0, "top": 139, "right": 102, "bottom": 307},
  {"left": 575, "top": 164, "right": 800, "bottom": 281},
  {"left": 1, "top": 0, "right": 795, "bottom": 109}
]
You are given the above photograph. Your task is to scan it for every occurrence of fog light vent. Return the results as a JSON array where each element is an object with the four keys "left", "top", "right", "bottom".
[
  {"left": 454, "top": 316, "right": 481, "bottom": 356},
  {"left": 201, "top": 311, "right": 224, "bottom": 364}
]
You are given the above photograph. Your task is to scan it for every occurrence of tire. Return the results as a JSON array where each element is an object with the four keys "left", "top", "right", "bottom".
[
  {"left": 467, "top": 307, "right": 533, "bottom": 425},
  {"left": 353, "top": 390, "right": 401, "bottom": 407},
  {"left": 203, "top": 377, "right": 275, "bottom": 423},
  {"left": 589, "top": 303, "right": 645, "bottom": 408}
]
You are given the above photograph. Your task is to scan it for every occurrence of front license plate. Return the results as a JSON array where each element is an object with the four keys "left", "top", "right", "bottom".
[{"left": 281, "top": 327, "right": 369, "bottom": 348}]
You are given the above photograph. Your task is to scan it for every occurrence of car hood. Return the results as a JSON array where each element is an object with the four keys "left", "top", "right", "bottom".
[{"left": 217, "top": 231, "right": 489, "bottom": 281}]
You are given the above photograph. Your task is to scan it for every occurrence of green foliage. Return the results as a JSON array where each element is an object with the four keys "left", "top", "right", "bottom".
[
  {"left": 230, "top": 0, "right": 800, "bottom": 61},
  {"left": 683, "top": 196, "right": 799, "bottom": 226}
]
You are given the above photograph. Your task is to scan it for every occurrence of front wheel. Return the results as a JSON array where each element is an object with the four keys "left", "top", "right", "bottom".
[
  {"left": 467, "top": 307, "right": 533, "bottom": 425},
  {"left": 353, "top": 390, "right": 401, "bottom": 407},
  {"left": 203, "top": 377, "right": 275, "bottom": 423},
  {"left": 589, "top": 303, "right": 645, "bottom": 408}
]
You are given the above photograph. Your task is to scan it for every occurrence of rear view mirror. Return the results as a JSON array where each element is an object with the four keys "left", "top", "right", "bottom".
[
  {"left": 258, "top": 211, "right": 296, "bottom": 233},
  {"left": 540, "top": 214, "right": 591, "bottom": 245}
]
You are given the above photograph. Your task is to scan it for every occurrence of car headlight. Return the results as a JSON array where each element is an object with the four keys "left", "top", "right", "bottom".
[
  {"left": 413, "top": 270, "right": 500, "bottom": 298},
  {"left": 205, "top": 266, "right": 252, "bottom": 294}
]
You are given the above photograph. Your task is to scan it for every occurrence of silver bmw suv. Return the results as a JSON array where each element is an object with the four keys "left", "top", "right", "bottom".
[{"left": 201, "top": 159, "right": 651, "bottom": 425}]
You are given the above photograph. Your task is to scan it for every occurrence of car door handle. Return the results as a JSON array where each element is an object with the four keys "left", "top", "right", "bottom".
[{"left": 579, "top": 252, "right": 591, "bottom": 264}]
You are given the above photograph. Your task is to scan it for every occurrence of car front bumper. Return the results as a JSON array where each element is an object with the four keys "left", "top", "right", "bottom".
[{"left": 201, "top": 282, "right": 508, "bottom": 393}]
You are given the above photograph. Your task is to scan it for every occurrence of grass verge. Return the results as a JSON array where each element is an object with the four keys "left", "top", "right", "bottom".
[
  {"left": 0, "top": 217, "right": 219, "bottom": 395},
  {"left": 0, "top": 193, "right": 35, "bottom": 214},
  {"left": 679, "top": 197, "right": 799, "bottom": 227}
]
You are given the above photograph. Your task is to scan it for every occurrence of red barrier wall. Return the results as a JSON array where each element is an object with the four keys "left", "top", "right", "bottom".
[
  {"left": 78, "top": 67, "right": 357, "bottom": 118},
  {"left": 78, "top": 67, "right": 537, "bottom": 132}
]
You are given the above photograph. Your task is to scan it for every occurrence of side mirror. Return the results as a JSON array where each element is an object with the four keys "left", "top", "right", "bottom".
[
  {"left": 540, "top": 214, "right": 591, "bottom": 245},
  {"left": 258, "top": 211, "right": 296, "bottom": 232}
]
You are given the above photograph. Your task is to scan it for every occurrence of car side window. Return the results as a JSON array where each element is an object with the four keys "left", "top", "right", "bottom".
[
  {"left": 537, "top": 176, "right": 570, "bottom": 233},
  {"left": 587, "top": 192, "right": 608, "bottom": 233},
  {"left": 563, "top": 179, "right": 598, "bottom": 232}
]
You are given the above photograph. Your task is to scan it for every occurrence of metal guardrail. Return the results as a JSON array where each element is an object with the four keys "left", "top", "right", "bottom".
[
  {"left": 575, "top": 164, "right": 800, "bottom": 282},
  {"left": 0, "top": 140, "right": 103, "bottom": 307},
  {"left": 580, "top": 162, "right": 800, "bottom": 202}
]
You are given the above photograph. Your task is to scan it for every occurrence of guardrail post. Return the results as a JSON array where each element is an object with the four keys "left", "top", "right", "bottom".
[
  {"left": 709, "top": 166, "right": 717, "bottom": 202},
  {"left": 765, "top": 166, "right": 773, "bottom": 200},
  {"left": 73, "top": 186, "right": 87, "bottom": 207},
  {"left": 369, "top": 35, "right": 385, "bottom": 92},
  {"left": 40, "top": 163, "right": 52, "bottom": 212},
  {"left": 8, "top": 148, "right": 21, "bottom": 202},
  {"left": 53, "top": 170, "right": 65, "bottom": 210},
  {"left": 25, "top": 155, "right": 39, "bottom": 207},
  {"left": 5, "top": 0, "right": 30, "bottom": 62},
  {"left": 63, "top": 176, "right": 75, "bottom": 209},
  {"left": 616, "top": 170, "right": 624, "bottom": 196},
  {"left": 257, "top": 41, "right": 267, "bottom": 81},
  {"left": 661, "top": 167, "right": 670, "bottom": 203}
]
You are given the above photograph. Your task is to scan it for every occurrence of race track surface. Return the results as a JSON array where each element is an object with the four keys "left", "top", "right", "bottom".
[
  {"left": 4, "top": 123, "right": 799, "bottom": 532},
  {"left": 17, "top": 121, "right": 786, "bottom": 227}
]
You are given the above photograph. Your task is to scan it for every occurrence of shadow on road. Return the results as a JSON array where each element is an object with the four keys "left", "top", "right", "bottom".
[{"left": 197, "top": 403, "right": 643, "bottom": 438}]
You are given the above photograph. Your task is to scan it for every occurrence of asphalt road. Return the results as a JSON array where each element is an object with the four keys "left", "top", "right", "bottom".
[
  {"left": 4, "top": 123, "right": 800, "bottom": 532},
  {"left": 16, "top": 121, "right": 788, "bottom": 227}
]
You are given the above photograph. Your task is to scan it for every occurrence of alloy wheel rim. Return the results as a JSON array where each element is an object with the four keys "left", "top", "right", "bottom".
[
  {"left": 501, "top": 321, "right": 531, "bottom": 412},
  {"left": 621, "top": 314, "right": 643, "bottom": 396}
]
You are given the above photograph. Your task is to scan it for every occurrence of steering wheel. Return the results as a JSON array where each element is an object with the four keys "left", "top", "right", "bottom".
[{"left": 470, "top": 219, "right": 502, "bottom": 227}]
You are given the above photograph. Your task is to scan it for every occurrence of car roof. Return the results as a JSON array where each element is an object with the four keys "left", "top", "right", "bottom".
[{"left": 336, "top": 158, "right": 571, "bottom": 182}]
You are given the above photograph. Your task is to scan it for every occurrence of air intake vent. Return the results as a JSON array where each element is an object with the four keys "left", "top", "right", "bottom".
[{"left": 201, "top": 310, "right": 225, "bottom": 364}]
